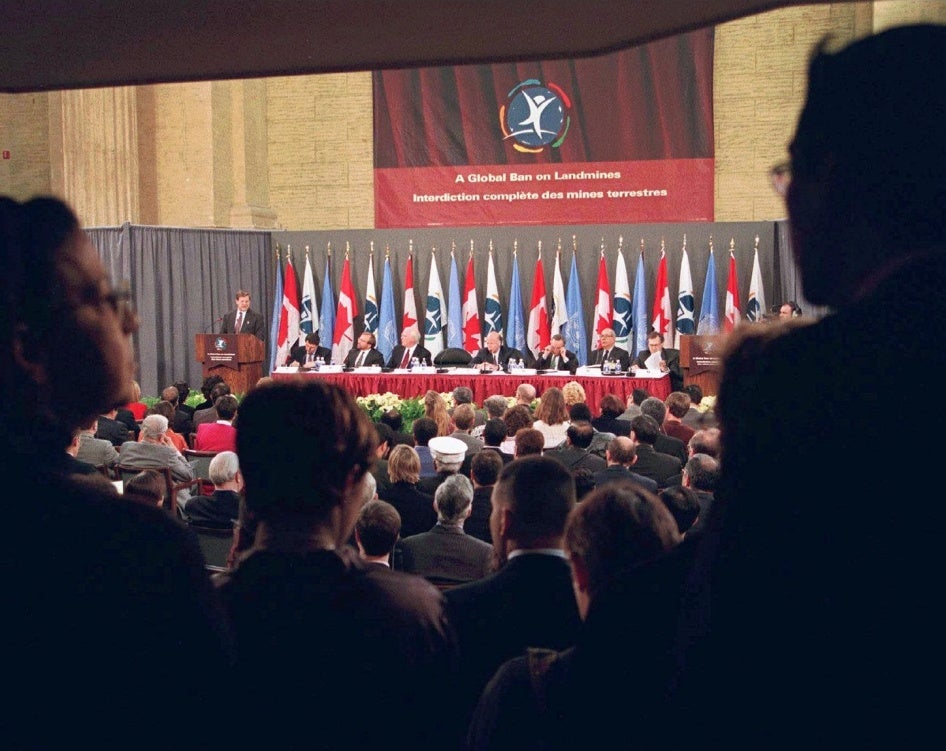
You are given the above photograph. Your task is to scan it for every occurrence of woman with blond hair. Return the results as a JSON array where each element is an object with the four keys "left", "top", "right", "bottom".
[
  {"left": 562, "top": 380, "right": 587, "bottom": 408},
  {"left": 378, "top": 444, "right": 436, "bottom": 538},
  {"left": 533, "top": 386, "right": 570, "bottom": 449},
  {"left": 423, "top": 390, "right": 454, "bottom": 436}
]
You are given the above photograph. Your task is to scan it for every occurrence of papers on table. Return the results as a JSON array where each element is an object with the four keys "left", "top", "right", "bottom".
[
  {"left": 353, "top": 365, "right": 383, "bottom": 374},
  {"left": 644, "top": 351, "right": 663, "bottom": 370}
]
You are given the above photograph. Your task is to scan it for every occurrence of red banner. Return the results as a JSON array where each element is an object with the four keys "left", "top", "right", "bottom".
[{"left": 375, "top": 159, "right": 713, "bottom": 227}]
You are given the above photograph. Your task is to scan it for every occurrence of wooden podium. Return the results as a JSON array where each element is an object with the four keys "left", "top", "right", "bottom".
[
  {"left": 194, "top": 333, "right": 265, "bottom": 396},
  {"left": 679, "top": 334, "right": 726, "bottom": 396}
]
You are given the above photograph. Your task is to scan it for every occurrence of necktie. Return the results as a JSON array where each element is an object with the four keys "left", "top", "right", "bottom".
[
  {"left": 552, "top": 355, "right": 559, "bottom": 369},
  {"left": 236, "top": 311, "right": 243, "bottom": 332},
  {"left": 357, "top": 350, "right": 366, "bottom": 367},
  {"left": 400, "top": 348, "right": 411, "bottom": 368},
  {"left": 306, "top": 351, "right": 314, "bottom": 363}
]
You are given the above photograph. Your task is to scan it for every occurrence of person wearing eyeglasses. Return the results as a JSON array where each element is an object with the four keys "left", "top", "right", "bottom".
[
  {"left": 589, "top": 328, "right": 631, "bottom": 370},
  {"left": 342, "top": 330, "right": 385, "bottom": 368},
  {"left": 1, "top": 195, "right": 233, "bottom": 746},
  {"left": 220, "top": 289, "right": 265, "bottom": 340},
  {"left": 671, "top": 25, "right": 946, "bottom": 749}
]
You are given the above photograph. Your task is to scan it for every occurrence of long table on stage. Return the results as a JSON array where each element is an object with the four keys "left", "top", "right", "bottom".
[{"left": 271, "top": 370, "right": 671, "bottom": 414}]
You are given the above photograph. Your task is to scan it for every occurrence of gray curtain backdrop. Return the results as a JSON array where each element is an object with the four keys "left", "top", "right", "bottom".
[
  {"left": 88, "top": 219, "right": 812, "bottom": 397},
  {"left": 87, "top": 224, "right": 273, "bottom": 397}
]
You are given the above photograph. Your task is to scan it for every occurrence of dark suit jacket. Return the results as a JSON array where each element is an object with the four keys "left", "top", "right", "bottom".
[
  {"left": 343, "top": 346, "right": 385, "bottom": 368},
  {"left": 220, "top": 307, "right": 265, "bottom": 339},
  {"left": 590, "top": 345, "right": 631, "bottom": 370},
  {"left": 95, "top": 415, "right": 131, "bottom": 447},
  {"left": 480, "top": 445, "right": 513, "bottom": 465},
  {"left": 288, "top": 343, "right": 332, "bottom": 366},
  {"left": 466, "top": 485, "right": 494, "bottom": 544},
  {"left": 630, "top": 444, "right": 682, "bottom": 488},
  {"left": 182, "top": 489, "right": 241, "bottom": 529},
  {"left": 470, "top": 345, "right": 527, "bottom": 370},
  {"left": 378, "top": 481, "right": 436, "bottom": 539},
  {"left": 634, "top": 346, "right": 683, "bottom": 391},
  {"left": 592, "top": 415, "right": 632, "bottom": 436},
  {"left": 592, "top": 464, "right": 658, "bottom": 493},
  {"left": 655, "top": 432, "right": 688, "bottom": 467},
  {"left": 544, "top": 445, "right": 607, "bottom": 474},
  {"left": 444, "top": 552, "right": 582, "bottom": 726},
  {"left": 535, "top": 349, "right": 579, "bottom": 374},
  {"left": 386, "top": 344, "right": 433, "bottom": 369},
  {"left": 399, "top": 523, "right": 493, "bottom": 584},
  {"left": 172, "top": 407, "right": 194, "bottom": 439}
]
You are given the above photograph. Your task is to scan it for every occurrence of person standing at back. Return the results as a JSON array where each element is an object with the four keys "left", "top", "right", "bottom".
[
  {"left": 1, "top": 195, "right": 233, "bottom": 747},
  {"left": 220, "top": 289, "right": 265, "bottom": 339},
  {"left": 671, "top": 25, "right": 946, "bottom": 749}
]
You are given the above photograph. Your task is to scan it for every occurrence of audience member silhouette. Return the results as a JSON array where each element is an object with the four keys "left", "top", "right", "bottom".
[
  {"left": 670, "top": 26, "right": 946, "bottom": 748},
  {"left": 215, "top": 380, "right": 459, "bottom": 749}
]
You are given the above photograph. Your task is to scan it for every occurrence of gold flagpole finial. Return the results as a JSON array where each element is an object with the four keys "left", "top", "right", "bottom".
[
  {"left": 385, "top": 244, "right": 390, "bottom": 259},
  {"left": 370, "top": 240, "right": 374, "bottom": 255},
  {"left": 327, "top": 241, "right": 331, "bottom": 256},
  {"left": 754, "top": 235, "right": 760, "bottom": 249},
  {"left": 729, "top": 238, "right": 736, "bottom": 253},
  {"left": 513, "top": 239, "right": 518, "bottom": 256}
]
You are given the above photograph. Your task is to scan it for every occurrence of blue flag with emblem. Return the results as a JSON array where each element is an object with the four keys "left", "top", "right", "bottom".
[
  {"left": 377, "top": 254, "right": 397, "bottom": 359},
  {"left": 507, "top": 252, "right": 525, "bottom": 353},
  {"left": 268, "top": 250, "right": 284, "bottom": 371},
  {"left": 697, "top": 247, "right": 720, "bottom": 334},
  {"left": 320, "top": 254, "right": 336, "bottom": 359},
  {"left": 564, "top": 251, "right": 587, "bottom": 365}
]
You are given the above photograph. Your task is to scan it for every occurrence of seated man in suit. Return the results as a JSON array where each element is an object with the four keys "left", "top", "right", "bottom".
[
  {"left": 182, "top": 450, "right": 242, "bottom": 529},
  {"left": 386, "top": 324, "right": 432, "bottom": 369},
  {"left": 470, "top": 330, "right": 526, "bottom": 372},
  {"left": 193, "top": 382, "right": 231, "bottom": 428},
  {"left": 343, "top": 331, "right": 385, "bottom": 368},
  {"left": 589, "top": 328, "right": 631, "bottom": 370},
  {"left": 593, "top": 436, "right": 658, "bottom": 493},
  {"left": 288, "top": 331, "right": 332, "bottom": 368},
  {"left": 631, "top": 331, "right": 684, "bottom": 391},
  {"left": 535, "top": 333, "right": 578, "bottom": 374},
  {"left": 353, "top": 498, "right": 401, "bottom": 568},
  {"left": 119, "top": 414, "right": 198, "bottom": 510},
  {"left": 399, "top": 474, "right": 493, "bottom": 585},
  {"left": 444, "top": 455, "right": 582, "bottom": 732}
]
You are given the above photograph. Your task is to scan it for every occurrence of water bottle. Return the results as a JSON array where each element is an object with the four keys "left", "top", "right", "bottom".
[
  {"left": 410, "top": 356, "right": 419, "bottom": 371},
  {"left": 315, "top": 356, "right": 323, "bottom": 372}
]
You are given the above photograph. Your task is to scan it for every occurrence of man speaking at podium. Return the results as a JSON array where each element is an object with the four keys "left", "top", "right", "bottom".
[{"left": 220, "top": 289, "right": 265, "bottom": 339}]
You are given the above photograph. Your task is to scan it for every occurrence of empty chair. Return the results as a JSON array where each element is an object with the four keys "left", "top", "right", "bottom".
[{"left": 434, "top": 347, "right": 473, "bottom": 367}]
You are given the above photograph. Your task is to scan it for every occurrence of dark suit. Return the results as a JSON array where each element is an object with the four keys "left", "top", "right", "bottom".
[
  {"left": 480, "top": 445, "right": 513, "bottom": 465},
  {"left": 592, "top": 464, "right": 658, "bottom": 493},
  {"left": 630, "top": 444, "right": 682, "bottom": 488},
  {"left": 172, "top": 407, "right": 194, "bottom": 439},
  {"left": 535, "top": 349, "right": 578, "bottom": 374},
  {"left": 220, "top": 307, "right": 265, "bottom": 339},
  {"left": 634, "top": 346, "right": 683, "bottom": 391},
  {"left": 182, "top": 489, "right": 241, "bottom": 529},
  {"left": 470, "top": 345, "right": 527, "bottom": 370},
  {"left": 343, "top": 346, "right": 385, "bottom": 368},
  {"left": 590, "top": 345, "right": 631, "bottom": 370},
  {"left": 592, "top": 415, "right": 632, "bottom": 436},
  {"left": 288, "top": 343, "right": 332, "bottom": 367},
  {"left": 399, "top": 523, "right": 493, "bottom": 584},
  {"left": 466, "top": 485, "right": 494, "bottom": 544},
  {"left": 378, "top": 481, "right": 436, "bottom": 538},
  {"left": 444, "top": 552, "right": 582, "bottom": 727},
  {"left": 655, "top": 432, "right": 688, "bottom": 467},
  {"left": 95, "top": 414, "right": 130, "bottom": 447},
  {"left": 386, "top": 344, "right": 433, "bottom": 369},
  {"left": 544, "top": 445, "right": 607, "bottom": 474}
]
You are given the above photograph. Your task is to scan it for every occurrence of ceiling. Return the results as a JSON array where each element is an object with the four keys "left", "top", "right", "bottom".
[{"left": 1, "top": 0, "right": 820, "bottom": 93}]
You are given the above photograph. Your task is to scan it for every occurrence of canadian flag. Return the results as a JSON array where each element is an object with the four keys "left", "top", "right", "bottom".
[
  {"left": 651, "top": 248, "right": 674, "bottom": 343},
  {"left": 275, "top": 253, "right": 300, "bottom": 368},
  {"left": 402, "top": 254, "right": 417, "bottom": 331},
  {"left": 592, "top": 253, "right": 612, "bottom": 350},
  {"left": 526, "top": 253, "right": 550, "bottom": 357},
  {"left": 332, "top": 254, "right": 358, "bottom": 363},
  {"left": 461, "top": 254, "right": 481, "bottom": 354},
  {"left": 724, "top": 248, "right": 742, "bottom": 332}
]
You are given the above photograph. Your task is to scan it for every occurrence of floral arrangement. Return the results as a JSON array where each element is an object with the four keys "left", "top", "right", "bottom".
[
  {"left": 356, "top": 391, "right": 457, "bottom": 432},
  {"left": 698, "top": 395, "right": 717, "bottom": 413}
]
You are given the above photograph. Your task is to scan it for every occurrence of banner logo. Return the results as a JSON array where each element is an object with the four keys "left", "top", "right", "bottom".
[{"left": 500, "top": 79, "right": 571, "bottom": 153}]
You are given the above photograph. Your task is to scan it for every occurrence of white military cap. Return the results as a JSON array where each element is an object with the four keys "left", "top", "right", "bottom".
[{"left": 428, "top": 435, "right": 467, "bottom": 463}]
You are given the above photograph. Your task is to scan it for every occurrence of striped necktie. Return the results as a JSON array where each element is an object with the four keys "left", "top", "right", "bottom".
[{"left": 235, "top": 311, "right": 244, "bottom": 332}]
